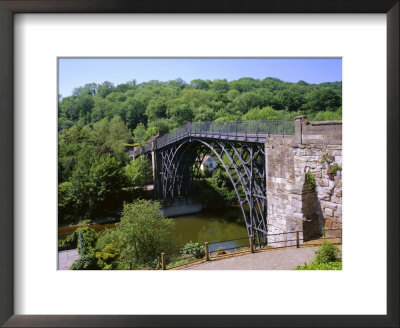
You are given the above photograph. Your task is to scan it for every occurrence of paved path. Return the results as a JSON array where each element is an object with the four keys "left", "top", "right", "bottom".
[
  {"left": 58, "top": 249, "right": 79, "bottom": 270},
  {"left": 185, "top": 247, "right": 318, "bottom": 270}
]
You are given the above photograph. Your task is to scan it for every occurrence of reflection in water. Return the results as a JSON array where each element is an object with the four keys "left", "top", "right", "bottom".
[
  {"left": 58, "top": 206, "right": 249, "bottom": 252},
  {"left": 168, "top": 206, "right": 249, "bottom": 252}
]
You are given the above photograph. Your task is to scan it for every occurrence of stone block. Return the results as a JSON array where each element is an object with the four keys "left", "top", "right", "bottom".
[
  {"left": 322, "top": 187, "right": 333, "bottom": 194},
  {"left": 327, "top": 145, "right": 342, "bottom": 150},
  {"left": 314, "top": 171, "right": 322, "bottom": 178},
  {"left": 334, "top": 214, "right": 342, "bottom": 223},
  {"left": 324, "top": 217, "right": 334, "bottom": 229},
  {"left": 324, "top": 208, "right": 334, "bottom": 217},
  {"left": 319, "top": 194, "right": 331, "bottom": 201},
  {"left": 321, "top": 202, "right": 338, "bottom": 210},
  {"left": 318, "top": 178, "right": 330, "bottom": 187},
  {"left": 291, "top": 199, "right": 303, "bottom": 209}
]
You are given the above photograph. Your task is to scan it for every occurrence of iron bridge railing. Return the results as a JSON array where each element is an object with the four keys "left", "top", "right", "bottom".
[{"left": 133, "top": 120, "right": 294, "bottom": 156}]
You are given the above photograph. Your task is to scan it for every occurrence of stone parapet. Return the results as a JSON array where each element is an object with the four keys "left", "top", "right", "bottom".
[{"left": 295, "top": 115, "right": 342, "bottom": 145}]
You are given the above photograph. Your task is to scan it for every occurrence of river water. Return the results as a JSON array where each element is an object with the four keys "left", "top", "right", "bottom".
[{"left": 58, "top": 206, "right": 249, "bottom": 252}]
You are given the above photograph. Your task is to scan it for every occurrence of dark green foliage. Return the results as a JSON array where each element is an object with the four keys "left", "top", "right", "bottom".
[
  {"left": 58, "top": 231, "right": 78, "bottom": 250},
  {"left": 182, "top": 241, "right": 206, "bottom": 259},
  {"left": 193, "top": 168, "right": 238, "bottom": 208},
  {"left": 58, "top": 227, "right": 97, "bottom": 254},
  {"left": 75, "top": 227, "right": 97, "bottom": 255},
  {"left": 70, "top": 254, "right": 100, "bottom": 270}
]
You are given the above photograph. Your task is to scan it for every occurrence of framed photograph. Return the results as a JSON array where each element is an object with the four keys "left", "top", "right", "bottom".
[{"left": 1, "top": 1, "right": 398, "bottom": 327}]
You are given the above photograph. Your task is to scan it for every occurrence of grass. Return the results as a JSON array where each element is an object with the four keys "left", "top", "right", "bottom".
[{"left": 296, "top": 261, "right": 342, "bottom": 270}]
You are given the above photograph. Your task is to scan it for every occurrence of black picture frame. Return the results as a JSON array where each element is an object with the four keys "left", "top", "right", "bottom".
[{"left": 0, "top": 1, "right": 398, "bottom": 327}]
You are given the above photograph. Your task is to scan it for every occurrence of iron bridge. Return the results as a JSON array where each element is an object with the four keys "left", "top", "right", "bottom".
[{"left": 134, "top": 121, "right": 295, "bottom": 243}]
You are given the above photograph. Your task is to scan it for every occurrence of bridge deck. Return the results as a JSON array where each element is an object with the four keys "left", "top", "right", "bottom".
[{"left": 133, "top": 120, "right": 295, "bottom": 157}]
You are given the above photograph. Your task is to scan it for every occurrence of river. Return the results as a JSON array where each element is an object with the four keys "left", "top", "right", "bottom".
[{"left": 58, "top": 206, "right": 249, "bottom": 252}]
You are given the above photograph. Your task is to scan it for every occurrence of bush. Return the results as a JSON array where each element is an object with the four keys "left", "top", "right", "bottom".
[
  {"left": 294, "top": 241, "right": 341, "bottom": 270},
  {"left": 305, "top": 171, "right": 316, "bottom": 189},
  {"left": 58, "top": 232, "right": 78, "bottom": 250},
  {"left": 314, "top": 240, "right": 341, "bottom": 264},
  {"left": 70, "top": 254, "right": 100, "bottom": 270},
  {"left": 96, "top": 228, "right": 118, "bottom": 251},
  {"left": 95, "top": 243, "right": 120, "bottom": 264},
  {"left": 182, "top": 241, "right": 205, "bottom": 259},
  {"left": 329, "top": 163, "right": 342, "bottom": 174},
  {"left": 74, "top": 227, "right": 97, "bottom": 255}
]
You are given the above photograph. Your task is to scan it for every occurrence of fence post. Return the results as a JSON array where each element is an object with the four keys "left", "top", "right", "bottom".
[
  {"left": 296, "top": 231, "right": 300, "bottom": 248},
  {"left": 250, "top": 235, "right": 254, "bottom": 253},
  {"left": 78, "top": 231, "right": 83, "bottom": 257},
  {"left": 205, "top": 242, "right": 209, "bottom": 261},
  {"left": 129, "top": 261, "right": 132, "bottom": 270},
  {"left": 161, "top": 252, "right": 166, "bottom": 270}
]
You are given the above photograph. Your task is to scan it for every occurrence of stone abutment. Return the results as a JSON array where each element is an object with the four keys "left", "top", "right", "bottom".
[{"left": 265, "top": 116, "right": 342, "bottom": 246}]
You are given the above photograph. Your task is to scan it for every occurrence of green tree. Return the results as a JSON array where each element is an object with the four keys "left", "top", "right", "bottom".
[
  {"left": 114, "top": 200, "right": 174, "bottom": 264},
  {"left": 145, "top": 98, "right": 167, "bottom": 122},
  {"left": 68, "top": 149, "right": 126, "bottom": 219},
  {"left": 97, "top": 81, "right": 115, "bottom": 98},
  {"left": 125, "top": 156, "right": 153, "bottom": 187},
  {"left": 304, "top": 88, "right": 341, "bottom": 112},
  {"left": 106, "top": 116, "right": 132, "bottom": 163},
  {"left": 190, "top": 79, "right": 210, "bottom": 90},
  {"left": 133, "top": 123, "right": 147, "bottom": 146}
]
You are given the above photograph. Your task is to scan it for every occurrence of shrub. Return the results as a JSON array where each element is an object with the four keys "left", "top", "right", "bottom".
[
  {"left": 70, "top": 254, "right": 100, "bottom": 270},
  {"left": 58, "top": 232, "right": 78, "bottom": 250},
  {"left": 96, "top": 228, "right": 118, "bottom": 251},
  {"left": 74, "top": 227, "right": 97, "bottom": 255},
  {"left": 95, "top": 243, "right": 120, "bottom": 264},
  {"left": 330, "top": 163, "right": 342, "bottom": 174},
  {"left": 305, "top": 171, "right": 316, "bottom": 189},
  {"left": 294, "top": 241, "right": 341, "bottom": 270},
  {"left": 182, "top": 241, "right": 205, "bottom": 259},
  {"left": 314, "top": 240, "right": 341, "bottom": 264}
]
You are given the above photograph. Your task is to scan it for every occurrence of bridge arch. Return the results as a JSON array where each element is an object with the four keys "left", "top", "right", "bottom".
[{"left": 155, "top": 137, "right": 268, "bottom": 242}]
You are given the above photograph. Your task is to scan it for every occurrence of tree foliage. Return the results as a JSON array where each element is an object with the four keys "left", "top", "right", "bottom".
[
  {"left": 59, "top": 77, "right": 342, "bottom": 140},
  {"left": 125, "top": 156, "right": 153, "bottom": 187},
  {"left": 112, "top": 200, "right": 174, "bottom": 265},
  {"left": 58, "top": 76, "right": 342, "bottom": 225}
]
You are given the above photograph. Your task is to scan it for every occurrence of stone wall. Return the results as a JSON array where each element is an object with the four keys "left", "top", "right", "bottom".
[{"left": 265, "top": 116, "right": 342, "bottom": 246}]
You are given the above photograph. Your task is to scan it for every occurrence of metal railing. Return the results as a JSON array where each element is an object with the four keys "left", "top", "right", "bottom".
[
  {"left": 133, "top": 120, "right": 295, "bottom": 156},
  {"left": 157, "top": 228, "right": 342, "bottom": 270}
]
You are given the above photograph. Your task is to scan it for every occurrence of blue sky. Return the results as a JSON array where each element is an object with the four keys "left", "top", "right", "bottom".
[{"left": 58, "top": 58, "right": 342, "bottom": 97}]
